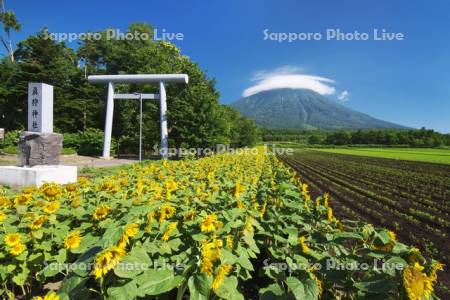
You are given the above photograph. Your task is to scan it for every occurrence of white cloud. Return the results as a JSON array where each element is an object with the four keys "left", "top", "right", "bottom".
[
  {"left": 242, "top": 66, "right": 337, "bottom": 97},
  {"left": 338, "top": 90, "right": 350, "bottom": 102}
]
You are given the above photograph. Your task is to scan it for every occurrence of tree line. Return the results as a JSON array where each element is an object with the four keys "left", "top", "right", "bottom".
[
  {"left": 262, "top": 128, "right": 450, "bottom": 147},
  {"left": 0, "top": 20, "right": 260, "bottom": 156}
]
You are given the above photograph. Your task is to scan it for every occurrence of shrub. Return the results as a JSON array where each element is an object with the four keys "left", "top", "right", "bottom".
[
  {"left": 3, "top": 130, "right": 21, "bottom": 147},
  {"left": 63, "top": 128, "right": 115, "bottom": 157}
]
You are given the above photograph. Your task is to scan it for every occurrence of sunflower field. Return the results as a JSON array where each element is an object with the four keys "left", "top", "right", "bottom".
[{"left": 0, "top": 149, "right": 443, "bottom": 300}]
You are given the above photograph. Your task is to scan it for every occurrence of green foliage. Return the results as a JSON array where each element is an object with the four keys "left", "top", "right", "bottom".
[
  {"left": 3, "top": 129, "right": 21, "bottom": 147},
  {"left": 64, "top": 128, "right": 115, "bottom": 156},
  {"left": 0, "top": 151, "right": 441, "bottom": 299},
  {"left": 325, "top": 128, "right": 449, "bottom": 147},
  {"left": 262, "top": 128, "right": 450, "bottom": 147},
  {"left": 0, "top": 24, "right": 260, "bottom": 153},
  {"left": 220, "top": 105, "right": 261, "bottom": 147},
  {"left": 2, "top": 145, "right": 17, "bottom": 154},
  {"left": 0, "top": 0, "right": 21, "bottom": 62}
]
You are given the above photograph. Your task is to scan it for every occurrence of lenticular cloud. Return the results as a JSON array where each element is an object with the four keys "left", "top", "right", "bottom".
[{"left": 242, "top": 66, "right": 337, "bottom": 97}]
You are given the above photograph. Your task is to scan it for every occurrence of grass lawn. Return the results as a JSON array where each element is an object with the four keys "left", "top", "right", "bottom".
[{"left": 314, "top": 147, "right": 450, "bottom": 164}]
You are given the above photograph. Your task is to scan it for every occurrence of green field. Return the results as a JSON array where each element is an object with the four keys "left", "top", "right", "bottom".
[{"left": 314, "top": 147, "right": 450, "bottom": 164}]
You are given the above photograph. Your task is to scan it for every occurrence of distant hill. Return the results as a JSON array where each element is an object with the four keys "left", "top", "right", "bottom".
[{"left": 230, "top": 88, "right": 407, "bottom": 130}]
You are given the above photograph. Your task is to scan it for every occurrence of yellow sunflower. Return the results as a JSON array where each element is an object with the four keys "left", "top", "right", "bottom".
[
  {"left": 4, "top": 233, "right": 22, "bottom": 247},
  {"left": 42, "top": 201, "right": 60, "bottom": 214},
  {"left": 33, "top": 291, "right": 59, "bottom": 300},
  {"left": 158, "top": 204, "right": 176, "bottom": 223},
  {"left": 402, "top": 263, "right": 434, "bottom": 300},
  {"left": 10, "top": 243, "right": 26, "bottom": 256},
  {"left": 64, "top": 231, "right": 82, "bottom": 250},
  {"left": 327, "top": 207, "right": 336, "bottom": 223},
  {"left": 13, "top": 194, "right": 33, "bottom": 206},
  {"left": 0, "top": 211, "right": 6, "bottom": 222},
  {"left": 200, "top": 238, "right": 222, "bottom": 275},
  {"left": 77, "top": 176, "right": 89, "bottom": 187},
  {"left": 0, "top": 196, "right": 11, "bottom": 207},
  {"left": 233, "top": 180, "right": 245, "bottom": 198},
  {"left": 65, "top": 183, "right": 77, "bottom": 193},
  {"left": 117, "top": 223, "right": 139, "bottom": 249},
  {"left": 29, "top": 215, "right": 47, "bottom": 230},
  {"left": 299, "top": 236, "right": 311, "bottom": 254},
  {"left": 161, "top": 222, "right": 178, "bottom": 242},
  {"left": 23, "top": 186, "right": 37, "bottom": 194},
  {"left": 212, "top": 264, "right": 233, "bottom": 290},
  {"left": 200, "top": 214, "right": 218, "bottom": 233},
  {"left": 93, "top": 246, "right": 126, "bottom": 279},
  {"left": 71, "top": 196, "right": 81, "bottom": 208},
  {"left": 41, "top": 183, "right": 61, "bottom": 199},
  {"left": 93, "top": 204, "right": 110, "bottom": 221}
]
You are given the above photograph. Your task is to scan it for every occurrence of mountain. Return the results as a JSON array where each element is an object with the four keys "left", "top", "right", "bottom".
[{"left": 230, "top": 88, "right": 406, "bottom": 130}]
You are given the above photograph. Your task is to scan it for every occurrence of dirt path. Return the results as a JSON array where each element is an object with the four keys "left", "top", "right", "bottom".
[{"left": 0, "top": 154, "right": 137, "bottom": 168}]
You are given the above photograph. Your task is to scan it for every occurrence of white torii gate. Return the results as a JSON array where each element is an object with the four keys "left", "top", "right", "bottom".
[{"left": 88, "top": 74, "right": 189, "bottom": 159}]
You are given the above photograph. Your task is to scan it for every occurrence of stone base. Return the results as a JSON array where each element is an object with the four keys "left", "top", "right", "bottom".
[
  {"left": 0, "top": 165, "right": 77, "bottom": 187},
  {"left": 19, "top": 131, "right": 63, "bottom": 167}
]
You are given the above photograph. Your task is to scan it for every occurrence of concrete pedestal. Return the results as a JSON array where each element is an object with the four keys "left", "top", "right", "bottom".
[{"left": 0, "top": 165, "right": 77, "bottom": 187}]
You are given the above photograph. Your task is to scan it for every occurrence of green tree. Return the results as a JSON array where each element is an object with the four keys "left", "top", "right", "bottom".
[
  {"left": 77, "top": 23, "right": 232, "bottom": 151},
  {"left": 0, "top": 0, "right": 21, "bottom": 62},
  {"left": 220, "top": 105, "right": 261, "bottom": 147},
  {"left": 0, "top": 30, "right": 103, "bottom": 132}
]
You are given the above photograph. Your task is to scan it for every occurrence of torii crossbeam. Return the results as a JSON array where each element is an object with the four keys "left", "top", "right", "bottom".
[{"left": 88, "top": 74, "right": 189, "bottom": 159}]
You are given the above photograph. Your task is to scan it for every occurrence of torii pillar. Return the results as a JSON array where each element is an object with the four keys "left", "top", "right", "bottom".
[{"left": 88, "top": 74, "right": 189, "bottom": 159}]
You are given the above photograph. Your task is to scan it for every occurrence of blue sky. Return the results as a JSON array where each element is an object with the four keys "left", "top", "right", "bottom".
[{"left": 5, "top": 0, "right": 450, "bottom": 132}]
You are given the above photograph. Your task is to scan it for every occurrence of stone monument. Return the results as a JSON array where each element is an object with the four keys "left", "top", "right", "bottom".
[{"left": 0, "top": 83, "right": 77, "bottom": 187}]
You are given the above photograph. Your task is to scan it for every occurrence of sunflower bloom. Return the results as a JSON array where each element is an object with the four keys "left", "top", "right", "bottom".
[
  {"left": 226, "top": 235, "right": 233, "bottom": 249},
  {"left": 93, "top": 246, "right": 126, "bottom": 279},
  {"left": 93, "top": 204, "right": 110, "bottom": 221},
  {"left": 0, "top": 196, "right": 11, "bottom": 207},
  {"left": 200, "top": 214, "right": 218, "bottom": 233},
  {"left": 304, "top": 194, "right": 311, "bottom": 210},
  {"left": 429, "top": 262, "right": 444, "bottom": 282},
  {"left": 158, "top": 204, "right": 176, "bottom": 223},
  {"left": 10, "top": 243, "right": 26, "bottom": 256},
  {"left": 184, "top": 210, "right": 195, "bottom": 221},
  {"left": 323, "top": 193, "right": 329, "bottom": 207},
  {"left": 402, "top": 263, "right": 434, "bottom": 300},
  {"left": 165, "top": 179, "right": 178, "bottom": 192},
  {"left": 78, "top": 176, "right": 89, "bottom": 187},
  {"left": 0, "top": 211, "right": 6, "bottom": 222},
  {"left": 117, "top": 223, "right": 139, "bottom": 249},
  {"left": 406, "top": 248, "right": 423, "bottom": 264},
  {"left": 299, "top": 236, "right": 311, "bottom": 254},
  {"left": 33, "top": 291, "right": 59, "bottom": 300},
  {"left": 43, "top": 202, "right": 60, "bottom": 214},
  {"left": 71, "top": 196, "right": 81, "bottom": 208},
  {"left": 311, "top": 272, "right": 323, "bottom": 298},
  {"left": 301, "top": 183, "right": 309, "bottom": 195},
  {"left": 233, "top": 180, "right": 245, "bottom": 198},
  {"left": 212, "top": 264, "right": 233, "bottom": 290},
  {"left": 14, "top": 194, "right": 32, "bottom": 206},
  {"left": 4, "top": 233, "right": 21, "bottom": 247},
  {"left": 23, "top": 186, "right": 37, "bottom": 194},
  {"left": 162, "top": 222, "right": 178, "bottom": 242},
  {"left": 327, "top": 207, "right": 334, "bottom": 222},
  {"left": 201, "top": 239, "right": 222, "bottom": 275},
  {"left": 243, "top": 216, "right": 254, "bottom": 235},
  {"left": 64, "top": 231, "right": 82, "bottom": 250},
  {"left": 65, "top": 183, "right": 77, "bottom": 193},
  {"left": 29, "top": 215, "right": 47, "bottom": 230},
  {"left": 41, "top": 183, "right": 61, "bottom": 199}
]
